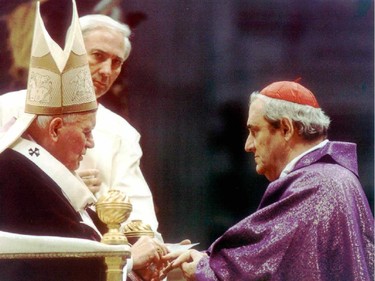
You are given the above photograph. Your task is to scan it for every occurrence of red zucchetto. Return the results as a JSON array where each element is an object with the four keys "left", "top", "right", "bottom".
[{"left": 260, "top": 81, "right": 320, "bottom": 108}]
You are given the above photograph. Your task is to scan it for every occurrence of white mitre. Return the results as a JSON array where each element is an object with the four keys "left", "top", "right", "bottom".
[{"left": 0, "top": 0, "right": 97, "bottom": 153}]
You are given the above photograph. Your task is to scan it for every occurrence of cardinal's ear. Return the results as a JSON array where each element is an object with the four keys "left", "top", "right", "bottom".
[{"left": 280, "top": 117, "right": 294, "bottom": 141}]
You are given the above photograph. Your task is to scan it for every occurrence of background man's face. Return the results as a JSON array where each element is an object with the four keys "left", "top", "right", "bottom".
[{"left": 83, "top": 28, "right": 126, "bottom": 99}]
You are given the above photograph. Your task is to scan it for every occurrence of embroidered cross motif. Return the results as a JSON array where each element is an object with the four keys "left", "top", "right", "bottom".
[{"left": 28, "top": 147, "right": 40, "bottom": 157}]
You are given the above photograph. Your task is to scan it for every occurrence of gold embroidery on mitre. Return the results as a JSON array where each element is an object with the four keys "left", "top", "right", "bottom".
[{"left": 27, "top": 71, "right": 53, "bottom": 104}]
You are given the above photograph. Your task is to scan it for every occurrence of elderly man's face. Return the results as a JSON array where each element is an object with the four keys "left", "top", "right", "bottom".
[
  {"left": 244, "top": 98, "right": 289, "bottom": 181},
  {"left": 53, "top": 112, "right": 96, "bottom": 171},
  {"left": 83, "top": 27, "right": 126, "bottom": 99}
]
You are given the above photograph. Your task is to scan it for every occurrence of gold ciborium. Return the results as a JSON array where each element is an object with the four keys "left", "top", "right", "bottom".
[
  {"left": 96, "top": 190, "right": 132, "bottom": 245},
  {"left": 123, "top": 220, "right": 154, "bottom": 245}
]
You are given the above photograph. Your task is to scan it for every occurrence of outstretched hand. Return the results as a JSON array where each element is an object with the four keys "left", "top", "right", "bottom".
[{"left": 161, "top": 249, "right": 206, "bottom": 280}]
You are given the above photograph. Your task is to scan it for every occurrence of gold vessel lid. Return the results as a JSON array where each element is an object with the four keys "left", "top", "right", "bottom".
[{"left": 123, "top": 220, "right": 154, "bottom": 238}]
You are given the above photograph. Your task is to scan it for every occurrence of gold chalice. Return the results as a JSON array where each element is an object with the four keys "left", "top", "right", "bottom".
[{"left": 96, "top": 189, "right": 132, "bottom": 245}]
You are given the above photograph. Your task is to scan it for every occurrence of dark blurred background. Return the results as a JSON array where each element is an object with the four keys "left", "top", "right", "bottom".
[{"left": 0, "top": 0, "right": 373, "bottom": 249}]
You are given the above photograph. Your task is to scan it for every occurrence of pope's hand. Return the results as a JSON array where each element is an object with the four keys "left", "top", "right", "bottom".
[{"left": 132, "top": 236, "right": 169, "bottom": 280}]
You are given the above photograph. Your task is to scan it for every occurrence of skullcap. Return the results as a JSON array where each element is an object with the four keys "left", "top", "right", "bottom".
[{"left": 260, "top": 81, "right": 320, "bottom": 108}]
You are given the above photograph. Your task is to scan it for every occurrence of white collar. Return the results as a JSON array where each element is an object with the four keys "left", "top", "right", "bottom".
[
  {"left": 11, "top": 138, "right": 96, "bottom": 211},
  {"left": 279, "top": 139, "right": 329, "bottom": 178}
]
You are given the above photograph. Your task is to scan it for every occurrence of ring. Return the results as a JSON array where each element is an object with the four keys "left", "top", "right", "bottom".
[
  {"left": 148, "top": 263, "right": 156, "bottom": 272},
  {"left": 156, "top": 247, "right": 162, "bottom": 254}
]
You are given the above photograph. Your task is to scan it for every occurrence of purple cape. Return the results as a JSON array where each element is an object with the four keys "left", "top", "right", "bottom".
[{"left": 196, "top": 141, "right": 374, "bottom": 280}]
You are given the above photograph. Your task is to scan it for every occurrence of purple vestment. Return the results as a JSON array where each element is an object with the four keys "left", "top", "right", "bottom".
[{"left": 196, "top": 141, "right": 374, "bottom": 280}]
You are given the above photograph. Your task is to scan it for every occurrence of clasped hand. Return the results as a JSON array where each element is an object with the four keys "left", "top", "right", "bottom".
[{"left": 78, "top": 168, "right": 102, "bottom": 194}]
